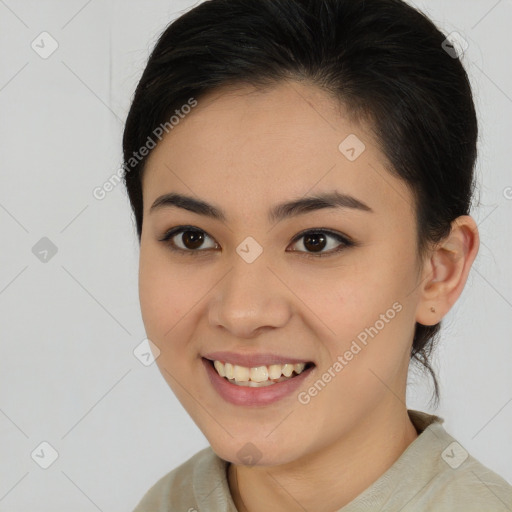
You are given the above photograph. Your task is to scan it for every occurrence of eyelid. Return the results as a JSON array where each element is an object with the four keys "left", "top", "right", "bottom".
[
  {"left": 159, "top": 225, "right": 355, "bottom": 257},
  {"left": 289, "top": 227, "right": 352, "bottom": 245},
  {"left": 158, "top": 225, "right": 219, "bottom": 254},
  {"left": 287, "top": 228, "right": 354, "bottom": 257}
]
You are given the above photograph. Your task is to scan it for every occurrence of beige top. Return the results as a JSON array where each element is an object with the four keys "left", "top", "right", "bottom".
[{"left": 132, "top": 410, "right": 512, "bottom": 511}]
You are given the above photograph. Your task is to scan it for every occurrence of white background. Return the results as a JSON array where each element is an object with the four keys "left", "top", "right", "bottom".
[{"left": 1, "top": 1, "right": 511, "bottom": 510}]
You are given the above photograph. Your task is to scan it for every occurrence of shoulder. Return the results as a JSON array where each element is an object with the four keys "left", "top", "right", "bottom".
[
  {"left": 344, "top": 410, "right": 512, "bottom": 512},
  {"left": 416, "top": 448, "right": 512, "bottom": 511},
  {"left": 132, "top": 446, "right": 230, "bottom": 512},
  {"left": 401, "top": 411, "right": 512, "bottom": 511}
]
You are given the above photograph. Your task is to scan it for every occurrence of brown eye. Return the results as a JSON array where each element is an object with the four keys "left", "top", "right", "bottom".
[
  {"left": 288, "top": 229, "right": 354, "bottom": 257},
  {"left": 302, "top": 232, "right": 327, "bottom": 252},
  {"left": 160, "top": 226, "right": 218, "bottom": 254},
  {"left": 180, "top": 230, "right": 205, "bottom": 250}
]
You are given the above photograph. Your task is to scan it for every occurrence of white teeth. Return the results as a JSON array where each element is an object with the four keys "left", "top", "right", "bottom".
[
  {"left": 282, "top": 364, "right": 294, "bottom": 377},
  {"left": 214, "top": 360, "right": 225, "bottom": 377},
  {"left": 211, "top": 360, "right": 309, "bottom": 384},
  {"left": 268, "top": 364, "right": 282, "bottom": 380},
  {"left": 294, "top": 363, "right": 306, "bottom": 374},
  {"left": 250, "top": 366, "right": 268, "bottom": 382},
  {"left": 224, "top": 362, "right": 234, "bottom": 380},
  {"left": 233, "top": 365, "right": 250, "bottom": 382},
  {"left": 234, "top": 379, "right": 277, "bottom": 387}
]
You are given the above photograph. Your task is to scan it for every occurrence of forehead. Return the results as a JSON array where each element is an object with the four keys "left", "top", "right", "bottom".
[{"left": 142, "top": 81, "right": 415, "bottom": 224}]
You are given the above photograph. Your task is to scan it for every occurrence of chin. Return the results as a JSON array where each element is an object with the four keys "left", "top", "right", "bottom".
[{"left": 207, "top": 435, "right": 304, "bottom": 467}]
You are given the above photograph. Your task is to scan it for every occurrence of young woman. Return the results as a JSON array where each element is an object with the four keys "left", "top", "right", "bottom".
[{"left": 123, "top": 0, "right": 512, "bottom": 510}]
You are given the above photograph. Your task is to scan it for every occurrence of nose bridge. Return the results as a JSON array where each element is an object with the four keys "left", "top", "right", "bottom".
[{"left": 209, "top": 245, "right": 291, "bottom": 336}]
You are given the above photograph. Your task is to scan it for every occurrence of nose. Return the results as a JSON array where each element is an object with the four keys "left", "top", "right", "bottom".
[{"left": 208, "top": 254, "right": 292, "bottom": 338}]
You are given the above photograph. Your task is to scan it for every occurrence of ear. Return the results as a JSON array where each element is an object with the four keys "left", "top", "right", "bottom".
[{"left": 415, "top": 215, "right": 480, "bottom": 326}]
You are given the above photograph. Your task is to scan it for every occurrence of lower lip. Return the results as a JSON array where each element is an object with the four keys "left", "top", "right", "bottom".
[{"left": 202, "top": 358, "right": 315, "bottom": 406}]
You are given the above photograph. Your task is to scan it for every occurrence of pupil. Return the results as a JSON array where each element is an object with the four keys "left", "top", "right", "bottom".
[
  {"left": 304, "top": 233, "right": 326, "bottom": 252},
  {"left": 183, "top": 231, "right": 204, "bottom": 249}
]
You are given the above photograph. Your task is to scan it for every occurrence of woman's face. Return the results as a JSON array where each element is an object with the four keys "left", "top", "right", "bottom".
[{"left": 139, "top": 81, "right": 427, "bottom": 466}]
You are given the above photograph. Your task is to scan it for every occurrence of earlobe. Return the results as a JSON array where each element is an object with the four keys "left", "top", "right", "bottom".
[{"left": 415, "top": 215, "right": 480, "bottom": 326}]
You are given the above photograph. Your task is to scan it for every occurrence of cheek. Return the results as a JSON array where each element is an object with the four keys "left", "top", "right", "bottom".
[
  {"left": 289, "top": 263, "right": 407, "bottom": 340},
  {"left": 298, "top": 283, "right": 415, "bottom": 432},
  {"left": 138, "top": 248, "right": 198, "bottom": 347},
  {"left": 138, "top": 253, "right": 206, "bottom": 402},
  {"left": 291, "top": 254, "right": 417, "bottom": 378}
]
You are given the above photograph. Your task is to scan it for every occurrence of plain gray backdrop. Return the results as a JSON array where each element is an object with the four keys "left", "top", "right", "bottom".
[{"left": 1, "top": 0, "right": 511, "bottom": 510}]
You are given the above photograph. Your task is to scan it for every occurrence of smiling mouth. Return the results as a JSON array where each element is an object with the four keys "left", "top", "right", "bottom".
[{"left": 204, "top": 358, "right": 315, "bottom": 387}]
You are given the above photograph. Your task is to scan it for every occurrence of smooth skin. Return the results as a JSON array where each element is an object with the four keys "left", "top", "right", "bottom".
[{"left": 138, "top": 80, "right": 479, "bottom": 512}]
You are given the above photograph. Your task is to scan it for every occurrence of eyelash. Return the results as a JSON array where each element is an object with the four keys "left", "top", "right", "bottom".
[{"left": 158, "top": 225, "right": 355, "bottom": 259}]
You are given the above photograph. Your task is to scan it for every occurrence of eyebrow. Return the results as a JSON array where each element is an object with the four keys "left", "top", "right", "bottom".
[{"left": 149, "top": 191, "right": 373, "bottom": 223}]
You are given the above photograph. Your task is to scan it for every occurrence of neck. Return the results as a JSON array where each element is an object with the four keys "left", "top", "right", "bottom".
[{"left": 227, "top": 404, "right": 418, "bottom": 512}]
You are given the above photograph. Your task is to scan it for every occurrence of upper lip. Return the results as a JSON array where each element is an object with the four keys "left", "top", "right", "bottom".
[{"left": 203, "top": 351, "right": 314, "bottom": 368}]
